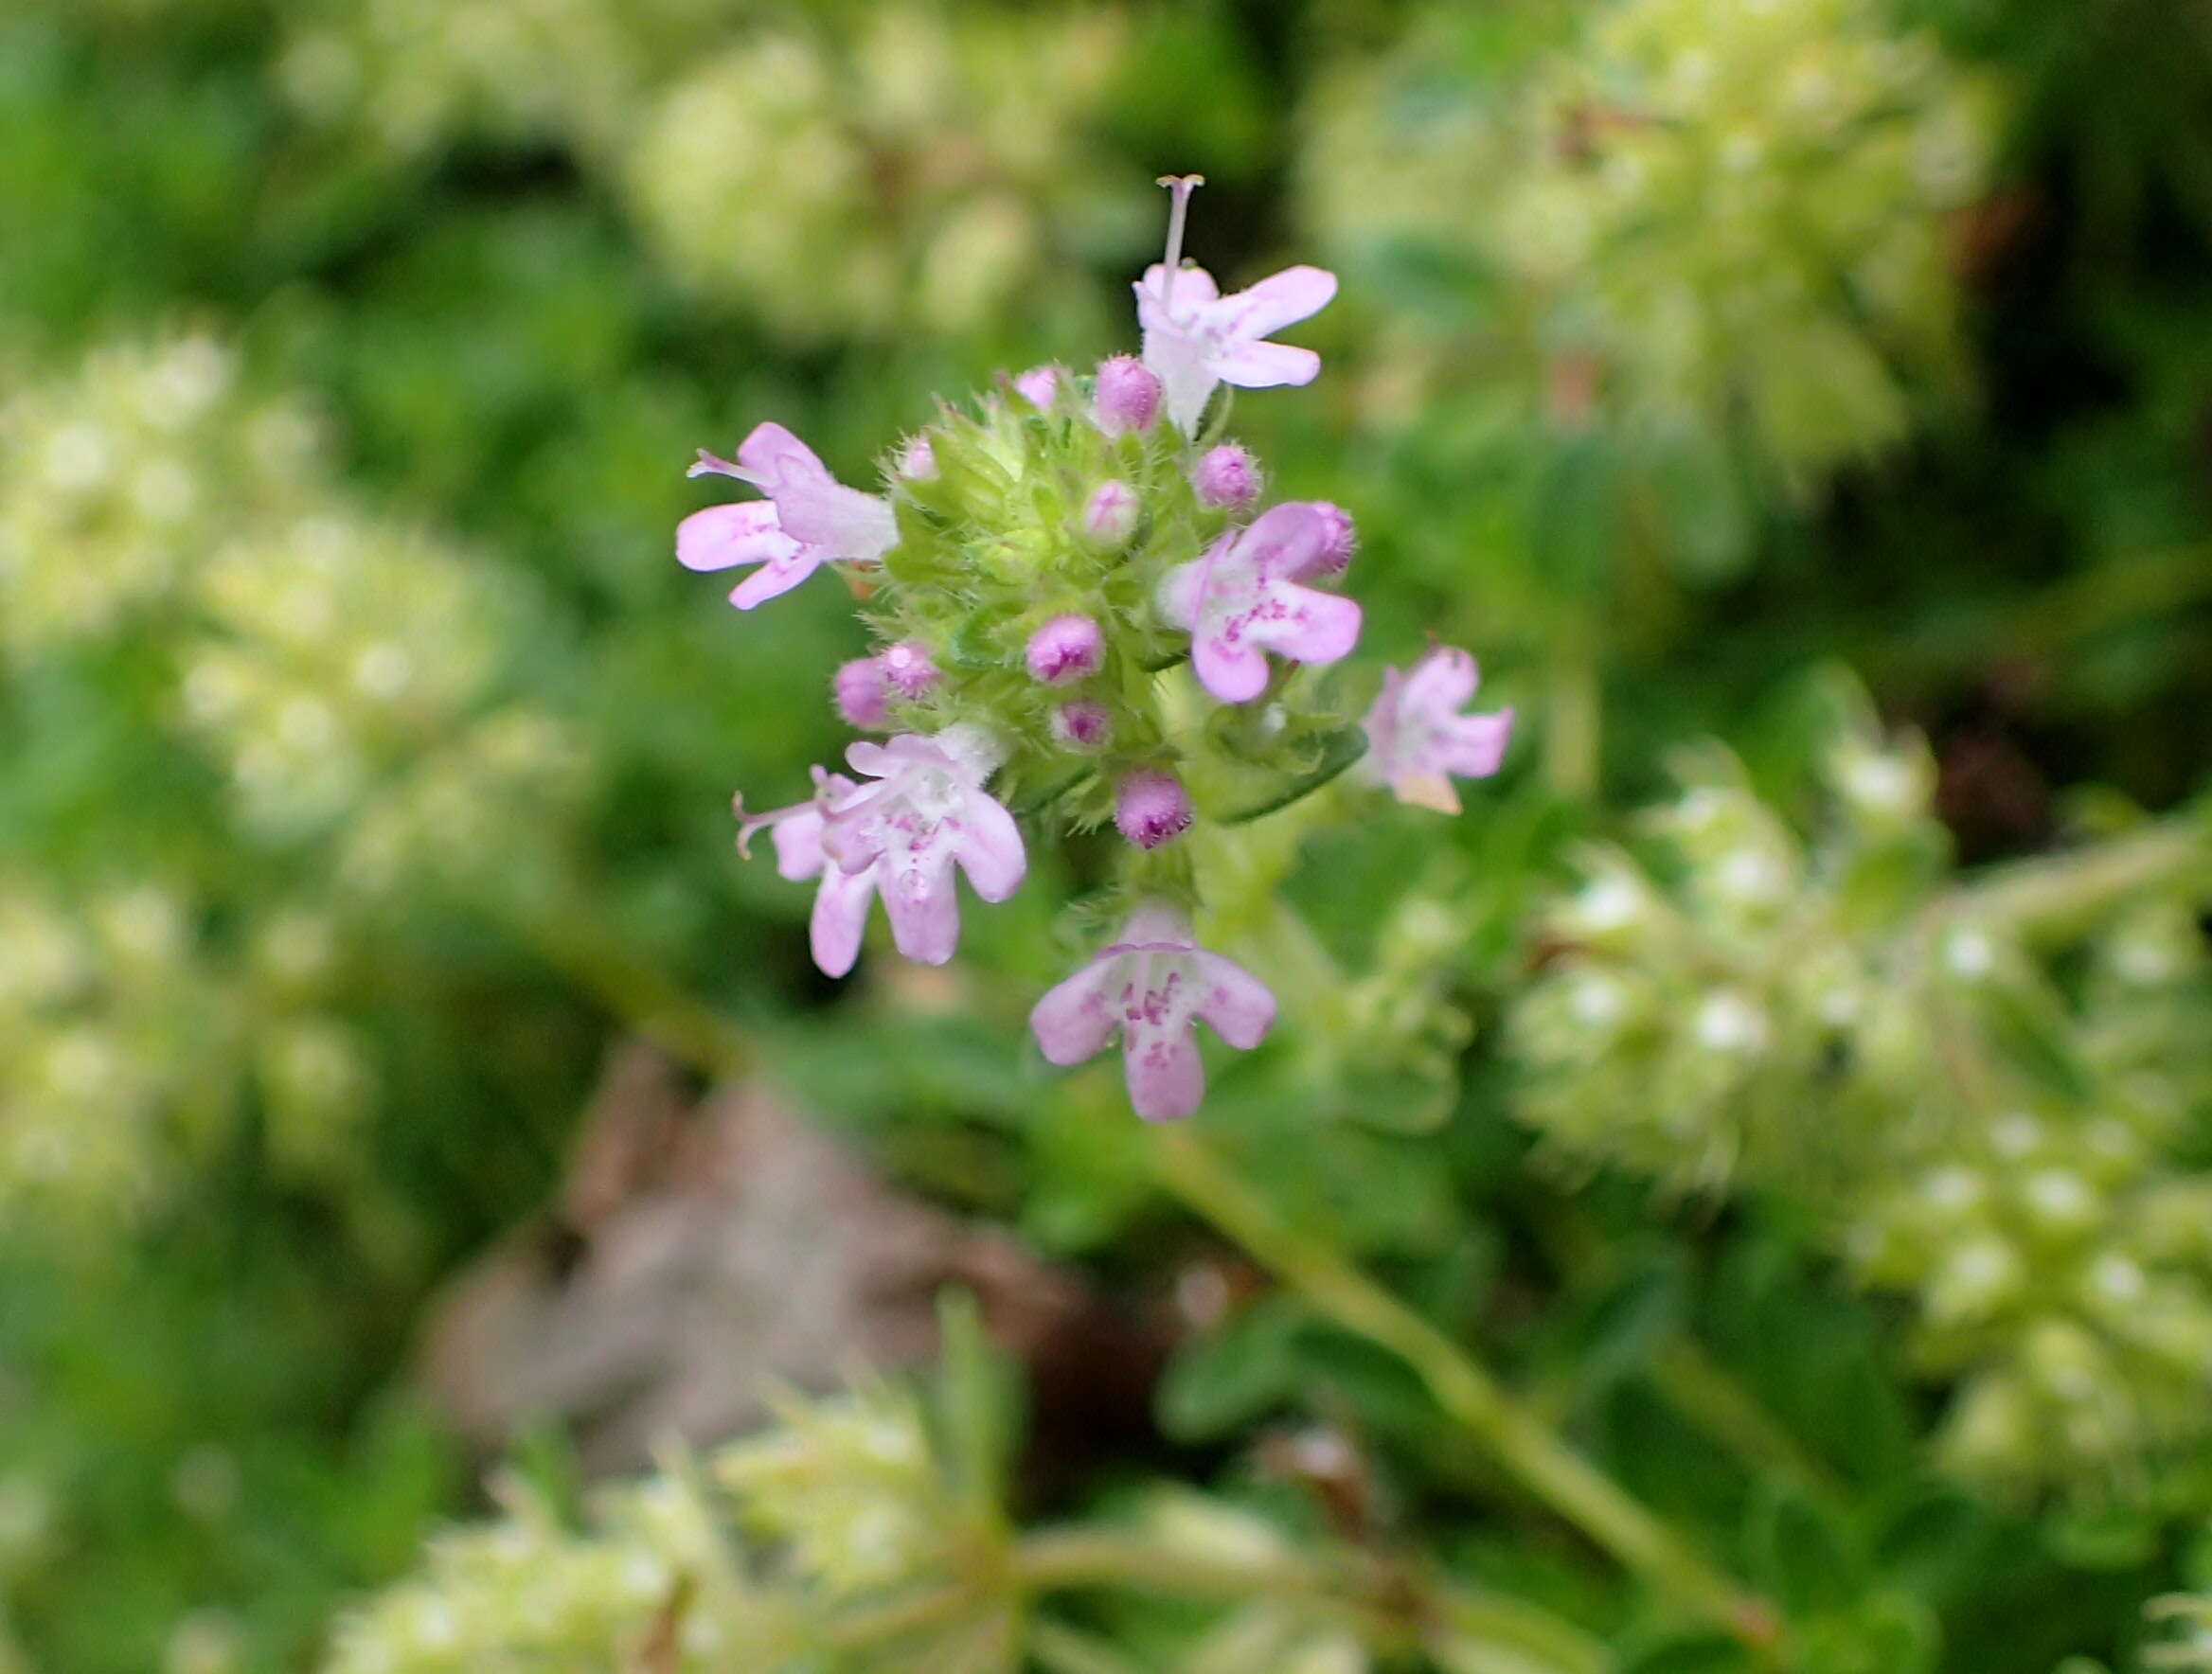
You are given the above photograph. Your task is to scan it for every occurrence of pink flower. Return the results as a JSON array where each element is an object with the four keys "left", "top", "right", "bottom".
[
  {"left": 1026, "top": 614, "right": 1104, "bottom": 686},
  {"left": 1114, "top": 769, "right": 1193, "bottom": 849},
  {"left": 1030, "top": 903, "right": 1275, "bottom": 1122},
  {"left": 1134, "top": 178, "right": 1335, "bottom": 435},
  {"left": 1160, "top": 502, "right": 1363, "bottom": 703},
  {"left": 777, "top": 725, "right": 1026, "bottom": 976},
  {"left": 1359, "top": 647, "right": 1514, "bottom": 814},
  {"left": 1093, "top": 355, "right": 1163, "bottom": 436},
  {"left": 680, "top": 422, "right": 898, "bottom": 611}
]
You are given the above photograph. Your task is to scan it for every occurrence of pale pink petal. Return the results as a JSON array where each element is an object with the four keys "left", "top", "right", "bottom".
[
  {"left": 1436, "top": 708, "right": 1514, "bottom": 778},
  {"left": 727, "top": 545, "right": 829, "bottom": 610},
  {"left": 734, "top": 421, "right": 829, "bottom": 490},
  {"left": 1030, "top": 962, "right": 1122, "bottom": 1065},
  {"left": 1214, "top": 266, "right": 1337, "bottom": 338},
  {"left": 1123, "top": 1024, "right": 1205, "bottom": 1122},
  {"left": 1208, "top": 340, "right": 1323, "bottom": 390},
  {"left": 1134, "top": 263, "right": 1222, "bottom": 319},
  {"left": 1230, "top": 503, "right": 1334, "bottom": 579},
  {"left": 843, "top": 739, "right": 897, "bottom": 781},
  {"left": 1192, "top": 632, "right": 1272, "bottom": 704},
  {"left": 1192, "top": 953, "right": 1275, "bottom": 1049},
  {"left": 810, "top": 864, "right": 877, "bottom": 978},
  {"left": 772, "top": 478, "right": 897, "bottom": 561},
  {"left": 953, "top": 794, "right": 1027, "bottom": 903},
  {"left": 879, "top": 854, "right": 959, "bottom": 965},
  {"left": 1157, "top": 557, "right": 1211, "bottom": 632},
  {"left": 676, "top": 502, "right": 797, "bottom": 572},
  {"left": 769, "top": 809, "right": 826, "bottom": 881},
  {"left": 1245, "top": 586, "right": 1362, "bottom": 666},
  {"left": 1402, "top": 647, "right": 1481, "bottom": 713}
]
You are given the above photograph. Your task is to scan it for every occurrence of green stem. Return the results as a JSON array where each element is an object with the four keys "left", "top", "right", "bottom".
[
  {"left": 1650, "top": 1344, "right": 1846, "bottom": 1504},
  {"left": 1945, "top": 812, "right": 2210, "bottom": 941},
  {"left": 1543, "top": 620, "right": 1603, "bottom": 800},
  {"left": 1151, "top": 1126, "right": 1782, "bottom": 1660}
]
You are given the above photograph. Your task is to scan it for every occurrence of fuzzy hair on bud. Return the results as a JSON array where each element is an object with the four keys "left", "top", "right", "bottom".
[
  {"left": 832, "top": 656, "right": 894, "bottom": 730},
  {"left": 1192, "top": 444, "right": 1260, "bottom": 509},
  {"left": 1026, "top": 614, "right": 1105, "bottom": 686},
  {"left": 1115, "top": 768, "right": 1194, "bottom": 849},
  {"left": 1093, "top": 355, "right": 1163, "bottom": 436}
]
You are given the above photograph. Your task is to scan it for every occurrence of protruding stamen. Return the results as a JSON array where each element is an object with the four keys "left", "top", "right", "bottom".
[{"left": 1155, "top": 173, "right": 1204, "bottom": 312}]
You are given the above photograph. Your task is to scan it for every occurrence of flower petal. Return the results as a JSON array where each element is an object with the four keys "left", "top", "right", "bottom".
[
  {"left": 1157, "top": 556, "right": 1210, "bottom": 632},
  {"left": 735, "top": 420, "right": 828, "bottom": 490},
  {"left": 1122, "top": 1023, "right": 1205, "bottom": 1121},
  {"left": 1403, "top": 647, "right": 1481, "bottom": 714},
  {"left": 953, "top": 792, "right": 1027, "bottom": 903},
  {"left": 1030, "top": 960, "right": 1121, "bottom": 1065},
  {"left": 879, "top": 850, "right": 960, "bottom": 965},
  {"left": 1231, "top": 502, "right": 1335, "bottom": 580},
  {"left": 1436, "top": 708, "right": 1514, "bottom": 779},
  {"left": 1193, "top": 953, "right": 1275, "bottom": 1049},
  {"left": 1216, "top": 265, "right": 1337, "bottom": 338},
  {"left": 1208, "top": 339, "right": 1323, "bottom": 390},
  {"left": 810, "top": 863, "right": 877, "bottom": 979},
  {"left": 1191, "top": 632, "right": 1272, "bottom": 704},
  {"left": 1246, "top": 585, "right": 1362, "bottom": 666},
  {"left": 676, "top": 501, "right": 798, "bottom": 572},
  {"left": 727, "top": 544, "right": 829, "bottom": 610},
  {"left": 770, "top": 809, "right": 827, "bottom": 881}
]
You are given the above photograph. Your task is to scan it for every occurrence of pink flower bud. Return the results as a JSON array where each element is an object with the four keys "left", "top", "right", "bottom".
[
  {"left": 1014, "top": 365, "right": 1061, "bottom": 409},
  {"left": 1192, "top": 444, "right": 1260, "bottom": 509},
  {"left": 1115, "top": 768, "right": 1194, "bottom": 849},
  {"left": 879, "top": 639, "right": 939, "bottom": 699},
  {"left": 1080, "top": 480, "right": 1139, "bottom": 548},
  {"left": 1025, "top": 614, "right": 1104, "bottom": 685},
  {"left": 1050, "top": 700, "right": 1113, "bottom": 750},
  {"left": 1093, "top": 355, "right": 1163, "bottom": 436},
  {"left": 832, "top": 656, "right": 893, "bottom": 730},
  {"left": 899, "top": 436, "right": 937, "bottom": 479}
]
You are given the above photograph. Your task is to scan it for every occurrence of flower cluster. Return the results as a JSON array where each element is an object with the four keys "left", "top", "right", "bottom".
[
  {"left": 284, "top": 0, "right": 1133, "bottom": 341},
  {"left": 1509, "top": 690, "right": 2212, "bottom": 1504},
  {"left": 1303, "top": 0, "right": 1997, "bottom": 483},
  {"left": 687, "top": 178, "right": 1512, "bottom": 1120}
]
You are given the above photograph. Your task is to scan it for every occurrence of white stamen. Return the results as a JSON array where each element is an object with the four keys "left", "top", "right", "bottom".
[{"left": 1156, "top": 173, "right": 1204, "bottom": 312}]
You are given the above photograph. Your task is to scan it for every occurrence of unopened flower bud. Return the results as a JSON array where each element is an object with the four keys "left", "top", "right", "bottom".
[
  {"left": 1115, "top": 768, "right": 1194, "bottom": 849},
  {"left": 1080, "top": 480, "right": 1139, "bottom": 548},
  {"left": 1051, "top": 700, "right": 1112, "bottom": 750},
  {"left": 1094, "top": 355, "right": 1162, "bottom": 436},
  {"left": 879, "top": 639, "right": 939, "bottom": 699},
  {"left": 899, "top": 436, "right": 937, "bottom": 479},
  {"left": 1014, "top": 365, "right": 1061, "bottom": 409},
  {"left": 1192, "top": 443, "right": 1259, "bottom": 509},
  {"left": 1026, "top": 614, "right": 1104, "bottom": 685},
  {"left": 832, "top": 656, "right": 893, "bottom": 729}
]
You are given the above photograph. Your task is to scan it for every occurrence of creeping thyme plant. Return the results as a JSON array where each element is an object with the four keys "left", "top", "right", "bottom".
[
  {"left": 11, "top": 1, "right": 2212, "bottom": 1672},
  {"left": 689, "top": 177, "right": 1511, "bottom": 1122}
]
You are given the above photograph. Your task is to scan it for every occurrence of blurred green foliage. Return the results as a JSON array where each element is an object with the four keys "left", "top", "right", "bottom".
[{"left": 2, "top": 0, "right": 2210, "bottom": 1670}]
